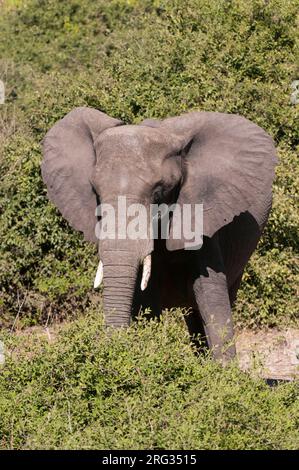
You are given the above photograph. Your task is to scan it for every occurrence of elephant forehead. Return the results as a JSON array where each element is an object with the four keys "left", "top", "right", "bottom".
[{"left": 95, "top": 125, "right": 169, "bottom": 157}]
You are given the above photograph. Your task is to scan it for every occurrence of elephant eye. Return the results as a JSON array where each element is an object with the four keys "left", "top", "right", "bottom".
[{"left": 152, "top": 185, "right": 163, "bottom": 204}]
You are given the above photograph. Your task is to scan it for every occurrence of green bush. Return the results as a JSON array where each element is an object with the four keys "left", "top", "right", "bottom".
[
  {"left": 0, "top": 0, "right": 298, "bottom": 328},
  {"left": 0, "top": 309, "right": 298, "bottom": 449}
]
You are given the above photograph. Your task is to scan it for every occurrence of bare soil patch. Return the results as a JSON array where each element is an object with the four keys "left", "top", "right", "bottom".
[{"left": 237, "top": 328, "right": 299, "bottom": 380}]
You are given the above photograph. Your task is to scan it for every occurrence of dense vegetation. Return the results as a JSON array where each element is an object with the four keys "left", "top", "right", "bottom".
[
  {"left": 0, "top": 0, "right": 298, "bottom": 450},
  {"left": 0, "top": 0, "right": 298, "bottom": 329},
  {"left": 1, "top": 310, "right": 299, "bottom": 449}
]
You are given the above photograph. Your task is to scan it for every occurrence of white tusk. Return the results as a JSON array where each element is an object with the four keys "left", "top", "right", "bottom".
[
  {"left": 94, "top": 260, "right": 103, "bottom": 289},
  {"left": 141, "top": 255, "right": 151, "bottom": 291}
]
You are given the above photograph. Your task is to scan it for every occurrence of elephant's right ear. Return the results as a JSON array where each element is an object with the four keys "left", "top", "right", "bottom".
[{"left": 41, "top": 107, "right": 122, "bottom": 243}]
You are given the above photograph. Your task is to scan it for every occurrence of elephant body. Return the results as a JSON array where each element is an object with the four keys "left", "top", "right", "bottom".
[
  {"left": 134, "top": 207, "right": 270, "bottom": 359},
  {"left": 41, "top": 107, "right": 277, "bottom": 363}
]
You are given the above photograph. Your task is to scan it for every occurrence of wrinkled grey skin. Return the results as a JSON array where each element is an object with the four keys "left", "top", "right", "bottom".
[{"left": 42, "top": 107, "right": 277, "bottom": 363}]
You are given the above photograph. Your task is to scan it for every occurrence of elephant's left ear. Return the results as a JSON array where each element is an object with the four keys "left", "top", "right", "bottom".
[{"left": 160, "top": 112, "right": 278, "bottom": 251}]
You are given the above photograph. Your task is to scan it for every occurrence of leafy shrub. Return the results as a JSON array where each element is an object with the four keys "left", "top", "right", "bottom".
[
  {"left": 0, "top": 309, "right": 298, "bottom": 449},
  {"left": 0, "top": 0, "right": 298, "bottom": 328}
]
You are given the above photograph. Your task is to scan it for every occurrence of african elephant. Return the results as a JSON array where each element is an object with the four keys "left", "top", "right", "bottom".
[{"left": 41, "top": 107, "right": 277, "bottom": 363}]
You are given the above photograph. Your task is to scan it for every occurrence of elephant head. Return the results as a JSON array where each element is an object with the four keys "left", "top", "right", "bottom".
[{"left": 41, "top": 107, "right": 276, "bottom": 327}]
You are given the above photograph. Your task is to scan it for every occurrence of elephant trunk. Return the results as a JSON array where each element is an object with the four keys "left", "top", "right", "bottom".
[
  {"left": 96, "top": 197, "right": 154, "bottom": 327},
  {"left": 101, "top": 250, "right": 140, "bottom": 328}
]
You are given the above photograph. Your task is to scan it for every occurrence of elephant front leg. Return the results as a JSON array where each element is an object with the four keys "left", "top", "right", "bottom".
[{"left": 193, "top": 270, "right": 236, "bottom": 363}]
